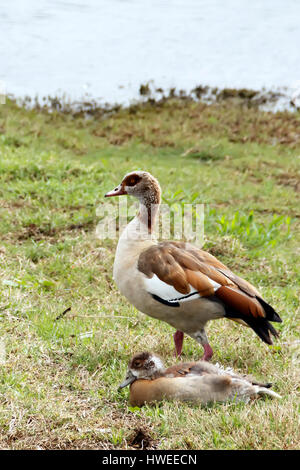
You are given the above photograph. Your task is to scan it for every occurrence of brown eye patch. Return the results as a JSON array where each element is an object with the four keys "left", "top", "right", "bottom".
[
  {"left": 124, "top": 174, "right": 142, "bottom": 187},
  {"left": 129, "top": 352, "right": 152, "bottom": 368}
]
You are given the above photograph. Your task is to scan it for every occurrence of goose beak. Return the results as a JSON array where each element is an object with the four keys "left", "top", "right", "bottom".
[
  {"left": 118, "top": 371, "right": 136, "bottom": 389},
  {"left": 105, "top": 184, "right": 127, "bottom": 197}
]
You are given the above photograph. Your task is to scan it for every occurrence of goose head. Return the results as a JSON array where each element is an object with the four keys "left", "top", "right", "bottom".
[
  {"left": 119, "top": 352, "right": 165, "bottom": 388},
  {"left": 105, "top": 171, "right": 161, "bottom": 206},
  {"left": 105, "top": 171, "right": 161, "bottom": 231}
]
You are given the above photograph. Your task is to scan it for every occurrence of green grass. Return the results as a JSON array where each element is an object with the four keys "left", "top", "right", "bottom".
[{"left": 0, "top": 97, "right": 299, "bottom": 449}]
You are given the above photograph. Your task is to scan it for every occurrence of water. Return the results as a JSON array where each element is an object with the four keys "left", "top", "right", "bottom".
[{"left": 1, "top": 0, "right": 300, "bottom": 104}]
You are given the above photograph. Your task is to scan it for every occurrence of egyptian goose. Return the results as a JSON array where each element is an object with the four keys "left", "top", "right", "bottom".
[
  {"left": 105, "top": 171, "right": 282, "bottom": 360},
  {"left": 119, "top": 352, "right": 281, "bottom": 406}
]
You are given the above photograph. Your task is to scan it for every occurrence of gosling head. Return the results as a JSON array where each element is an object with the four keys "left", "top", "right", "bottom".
[{"left": 118, "top": 352, "right": 165, "bottom": 389}]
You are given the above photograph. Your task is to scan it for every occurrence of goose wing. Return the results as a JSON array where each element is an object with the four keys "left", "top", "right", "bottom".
[{"left": 138, "top": 241, "right": 281, "bottom": 343}]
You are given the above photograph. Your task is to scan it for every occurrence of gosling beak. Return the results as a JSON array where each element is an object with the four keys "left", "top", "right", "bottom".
[
  {"left": 105, "top": 184, "right": 127, "bottom": 197},
  {"left": 118, "top": 371, "right": 136, "bottom": 389}
]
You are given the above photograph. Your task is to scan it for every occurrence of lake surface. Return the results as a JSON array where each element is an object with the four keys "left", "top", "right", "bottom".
[{"left": 1, "top": 0, "right": 300, "bottom": 104}]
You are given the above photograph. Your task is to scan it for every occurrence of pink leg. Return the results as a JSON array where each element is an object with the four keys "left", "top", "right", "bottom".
[
  {"left": 192, "top": 329, "right": 213, "bottom": 361},
  {"left": 202, "top": 343, "right": 213, "bottom": 361},
  {"left": 173, "top": 330, "right": 184, "bottom": 357}
]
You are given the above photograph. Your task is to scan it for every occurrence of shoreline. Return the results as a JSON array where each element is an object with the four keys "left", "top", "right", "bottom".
[{"left": 6, "top": 83, "right": 300, "bottom": 117}]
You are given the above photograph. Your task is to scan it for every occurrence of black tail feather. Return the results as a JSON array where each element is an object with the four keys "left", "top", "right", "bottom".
[
  {"left": 265, "top": 320, "right": 280, "bottom": 338},
  {"left": 256, "top": 297, "right": 282, "bottom": 323},
  {"left": 251, "top": 381, "right": 272, "bottom": 388},
  {"left": 243, "top": 317, "right": 279, "bottom": 345},
  {"left": 217, "top": 292, "right": 282, "bottom": 345}
]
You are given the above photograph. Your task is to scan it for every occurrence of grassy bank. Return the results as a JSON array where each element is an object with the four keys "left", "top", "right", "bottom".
[{"left": 0, "top": 96, "right": 299, "bottom": 449}]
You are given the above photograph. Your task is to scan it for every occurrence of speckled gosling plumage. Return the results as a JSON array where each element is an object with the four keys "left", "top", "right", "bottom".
[{"left": 119, "top": 352, "right": 281, "bottom": 406}]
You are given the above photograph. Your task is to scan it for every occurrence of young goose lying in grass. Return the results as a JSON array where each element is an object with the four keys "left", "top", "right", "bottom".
[
  {"left": 105, "top": 171, "right": 282, "bottom": 360},
  {"left": 119, "top": 352, "right": 281, "bottom": 406}
]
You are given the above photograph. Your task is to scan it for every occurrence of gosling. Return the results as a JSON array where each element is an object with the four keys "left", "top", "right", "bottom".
[{"left": 119, "top": 352, "right": 281, "bottom": 406}]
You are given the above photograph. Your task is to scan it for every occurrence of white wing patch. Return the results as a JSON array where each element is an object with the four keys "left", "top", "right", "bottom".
[{"left": 143, "top": 274, "right": 220, "bottom": 304}]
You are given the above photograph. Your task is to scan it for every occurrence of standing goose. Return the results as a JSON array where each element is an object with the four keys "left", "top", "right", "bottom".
[
  {"left": 105, "top": 171, "right": 282, "bottom": 360},
  {"left": 119, "top": 352, "right": 281, "bottom": 406}
]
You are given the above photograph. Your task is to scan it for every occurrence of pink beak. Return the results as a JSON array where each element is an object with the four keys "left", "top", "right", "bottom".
[{"left": 104, "top": 184, "right": 127, "bottom": 198}]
